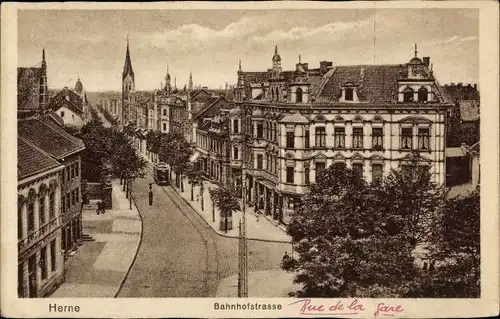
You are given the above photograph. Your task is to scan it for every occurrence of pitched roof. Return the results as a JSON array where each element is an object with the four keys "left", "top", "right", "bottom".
[
  {"left": 48, "top": 87, "right": 84, "bottom": 114},
  {"left": 18, "top": 137, "right": 62, "bottom": 180},
  {"left": 317, "top": 65, "right": 405, "bottom": 103},
  {"left": 194, "top": 96, "right": 229, "bottom": 121},
  {"left": 18, "top": 115, "right": 85, "bottom": 160},
  {"left": 17, "top": 67, "right": 42, "bottom": 111}
]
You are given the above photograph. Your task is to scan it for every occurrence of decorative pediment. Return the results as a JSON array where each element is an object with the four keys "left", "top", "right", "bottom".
[
  {"left": 400, "top": 152, "right": 431, "bottom": 163},
  {"left": 353, "top": 115, "right": 365, "bottom": 123},
  {"left": 285, "top": 152, "right": 295, "bottom": 160},
  {"left": 398, "top": 116, "right": 432, "bottom": 125},
  {"left": 371, "top": 154, "right": 385, "bottom": 163},
  {"left": 334, "top": 115, "right": 344, "bottom": 123},
  {"left": 351, "top": 152, "right": 364, "bottom": 162},
  {"left": 313, "top": 114, "right": 326, "bottom": 123},
  {"left": 333, "top": 152, "right": 346, "bottom": 162},
  {"left": 372, "top": 115, "right": 384, "bottom": 123},
  {"left": 314, "top": 152, "right": 327, "bottom": 161}
]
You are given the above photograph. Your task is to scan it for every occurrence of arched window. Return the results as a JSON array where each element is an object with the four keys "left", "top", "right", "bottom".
[
  {"left": 271, "top": 87, "right": 275, "bottom": 100},
  {"left": 418, "top": 87, "right": 428, "bottom": 102},
  {"left": 275, "top": 87, "right": 279, "bottom": 101},
  {"left": 403, "top": 87, "right": 414, "bottom": 102},
  {"left": 296, "top": 87, "right": 303, "bottom": 103}
]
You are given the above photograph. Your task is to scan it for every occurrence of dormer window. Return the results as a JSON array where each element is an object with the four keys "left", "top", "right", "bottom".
[
  {"left": 418, "top": 87, "right": 428, "bottom": 102},
  {"left": 296, "top": 87, "right": 303, "bottom": 103},
  {"left": 403, "top": 87, "right": 414, "bottom": 102},
  {"left": 340, "top": 82, "right": 358, "bottom": 102},
  {"left": 345, "top": 88, "right": 354, "bottom": 101}
]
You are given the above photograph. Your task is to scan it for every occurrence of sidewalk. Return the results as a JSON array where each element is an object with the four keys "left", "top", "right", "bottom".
[
  {"left": 50, "top": 180, "right": 142, "bottom": 297},
  {"left": 169, "top": 170, "right": 292, "bottom": 243},
  {"left": 216, "top": 270, "right": 301, "bottom": 297}
]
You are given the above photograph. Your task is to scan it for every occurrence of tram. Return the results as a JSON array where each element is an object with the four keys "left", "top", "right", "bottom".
[{"left": 154, "top": 162, "right": 170, "bottom": 185}]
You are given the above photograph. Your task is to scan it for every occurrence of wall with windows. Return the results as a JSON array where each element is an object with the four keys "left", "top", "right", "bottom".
[
  {"left": 18, "top": 169, "right": 64, "bottom": 298},
  {"left": 55, "top": 105, "right": 84, "bottom": 127}
]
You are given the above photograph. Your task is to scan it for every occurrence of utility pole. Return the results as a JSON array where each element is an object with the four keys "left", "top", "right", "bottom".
[{"left": 238, "top": 103, "right": 249, "bottom": 298}]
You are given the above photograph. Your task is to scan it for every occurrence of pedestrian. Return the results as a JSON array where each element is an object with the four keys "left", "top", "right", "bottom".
[
  {"left": 100, "top": 200, "right": 106, "bottom": 214},
  {"left": 96, "top": 200, "right": 101, "bottom": 215}
]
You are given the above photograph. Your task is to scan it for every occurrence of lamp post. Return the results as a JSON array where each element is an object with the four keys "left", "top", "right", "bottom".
[
  {"left": 200, "top": 182, "right": 205, "bottom": 211},
  {"left": 149, "top": 182, "right": 153, "bottom": 206},
  {"left": 129, "top": 179, "right": 132, "bottom": 210}
]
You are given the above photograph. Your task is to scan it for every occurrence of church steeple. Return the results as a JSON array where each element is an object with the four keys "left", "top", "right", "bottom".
[
  {"left": 188, "top": 71, "right": 193, "bottom": 91},
  {"left": 123, "top": 36, "right": 134, "bottom": 81}
]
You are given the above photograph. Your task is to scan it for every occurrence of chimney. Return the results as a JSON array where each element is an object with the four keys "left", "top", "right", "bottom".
[
  {"left": 458, "top": 83, "right": 463, "bottom": 88},
  {"left": 473, "top": 83, "right": 477, "bottom": 90},
  {"left": 320, "top": 61, "right": 332, "bottom": 74},
  {"left": 303, "top": 63, "right": 309, "bottom": 71},
  {"left": 423, "top": 57, "right": 430, "bottom": 67}
]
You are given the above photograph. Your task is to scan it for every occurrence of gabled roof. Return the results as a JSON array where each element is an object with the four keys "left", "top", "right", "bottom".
[
  {"left": 194, "top": 96, "right": 229, "bottom": 121},
  {"left": 18, "top": 115, "right": 85, "bottom": 160},
  {"left": 18, "top": 137, "right": 62, "bottom": 181},
  {"left": 17, "top": 67, "right": 42, "bottom": 111},
  {"left": 48, "top": 87, "right": 84, "bottom": 114}
]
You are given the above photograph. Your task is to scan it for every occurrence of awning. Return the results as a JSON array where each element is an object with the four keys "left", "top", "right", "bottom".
[{"left": 189, "top": 151, "right": 201, "bottom": 162}]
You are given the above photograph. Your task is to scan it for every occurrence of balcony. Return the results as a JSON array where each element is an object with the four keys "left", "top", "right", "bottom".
[{"left": 18, "top": 216, "right": 62, "bottom": 253}]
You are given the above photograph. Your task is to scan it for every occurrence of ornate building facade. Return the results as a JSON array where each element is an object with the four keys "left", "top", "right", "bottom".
[{"left": 229, "top": 45, "right": 453, "bottom": 224}]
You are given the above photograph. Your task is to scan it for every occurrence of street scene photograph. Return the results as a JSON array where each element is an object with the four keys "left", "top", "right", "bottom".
[{"left": 15, "top": 7, "right": 481, "bottom": 300}]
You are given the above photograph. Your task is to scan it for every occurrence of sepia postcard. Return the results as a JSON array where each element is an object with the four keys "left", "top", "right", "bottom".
[{"left": 1, "top": 1, "right": 499, "bottom": 318}]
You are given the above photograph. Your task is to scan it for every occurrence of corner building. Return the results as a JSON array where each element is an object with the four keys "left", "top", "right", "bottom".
[{"left": 231, "top": 46, "right": 453, "bottom": 224}]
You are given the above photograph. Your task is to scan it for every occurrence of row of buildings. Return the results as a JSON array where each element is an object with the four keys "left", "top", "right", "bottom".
[
  {"left": 17, "top": 50, "right": 86, "bottom": 297},
  {"left": 102, "top": 41, "right": 479, "bottom": 225}
]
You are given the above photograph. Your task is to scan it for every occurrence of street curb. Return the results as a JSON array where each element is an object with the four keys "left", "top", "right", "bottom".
[
  {"left": 114, "top": 185, "right": 144, "bottom": 298},
  {"left": 169, "top": 184, "right": 292, "bottom": 245}
]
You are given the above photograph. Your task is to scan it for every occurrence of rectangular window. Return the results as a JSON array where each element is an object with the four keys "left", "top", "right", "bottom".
[
  {"left": 66, "top": 194, "right": 71, "bottom": 209},
  {"left": 274, "top": 123, "right": 278, "bottom": 141},
  {"left": 372, "top": 127, "right": 384, "bottom": 149},
  {"left": 233, "top": 119, "right": 239, "bottom": 134},
  {"left": 27, "top": 202, "right": 35, "bottom": 232},
  {"left": 286, "top": 167, "right": 294, "bottom": 183},
  {"left": 418, "top": 128, "right": 430, "bottom": 150},
  {"left": 75, "top": 162, "right": 79, "bottom": 177},
  {"left": 305, "top": 129, "right": 310, "bottom": 148},
  {"left": 352, "top": 163, "right": 364, "bottom": 179},
  {"left": 257, "top": 154, "right": 263, "bottom": 169},
  {"left": 352, "top": 127, "right": 364, "bottom": 149},
  {"left": 401, "top": 127, "right": 413, "bottom": 150},
  {"left": 286, "top": 131, "right": 295, "bottom": 148},
  {"left": 40, "top": 246, "right": 47, "bottom": 280},
  {"left": 315, "top": 127, "right": 326, "bottom": 147},
  {"left": 163, "top": 109, "right": 167, "bottom": 116},
  {"left": 48, "top": 192, "right": 55, "bottom": 220},
  {"left": 334, "top": 127, "right": 345, "bottom": 148},
  {"left": 372, "top": 164, "right": 383, "bottom": 184},
  {"left": 18, "top": 206, "right": 23, "bottom": 239},
  {"left": 163, "top": 123, "right": 167, "bottom": 131},
  {"left": 275, "top": 157, "right": 279, "bottom": 174},
  {"left": 256, "top": 123, "right": 263, "bottom": 139},
  {"left": 315, "top": 162, "right": 326, "bottom": 180},
  {"left": 39, "top": 197, "right": 45, "bottom": 226},
  {"left": 233, "top": 147, "right": 239, "bottom": 160},
  {"left": 345, "top": 88, "right": 354, "bottom": 101},
  {"left": 305, "top": 166, "right": 310, "bottom": 185},
  {"left": 50, "top": 240, "right": 56, "bottom": 272},
  {"left": 71, "top": 164, "right": 75, "bottom": 178},
  {"left": 18, "top": 263, "right": 24, "bottom": 297}
]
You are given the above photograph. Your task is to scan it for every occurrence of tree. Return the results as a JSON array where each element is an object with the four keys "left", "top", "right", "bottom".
[
  {"left": 420, "top": 191, "right": 480, "bottom": 298},
  {"left": 158, "top": 132, "right": 193, "bottom": 191},
  {"left": 186, "top": 163, "right": 205, "bottom": 201},
  {"left": 209, "top": 184, "right": 240, "bottom": 233},
  {"left": 284, "top": 163, "right": 421, "bottom": 298},
  {"left": 381, "top": 152, "right": 445, "bottom": 245}
]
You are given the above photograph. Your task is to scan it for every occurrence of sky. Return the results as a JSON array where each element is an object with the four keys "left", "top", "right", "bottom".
[{"left": 18, "top": 9, "right": 479, "bottom": 92}]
